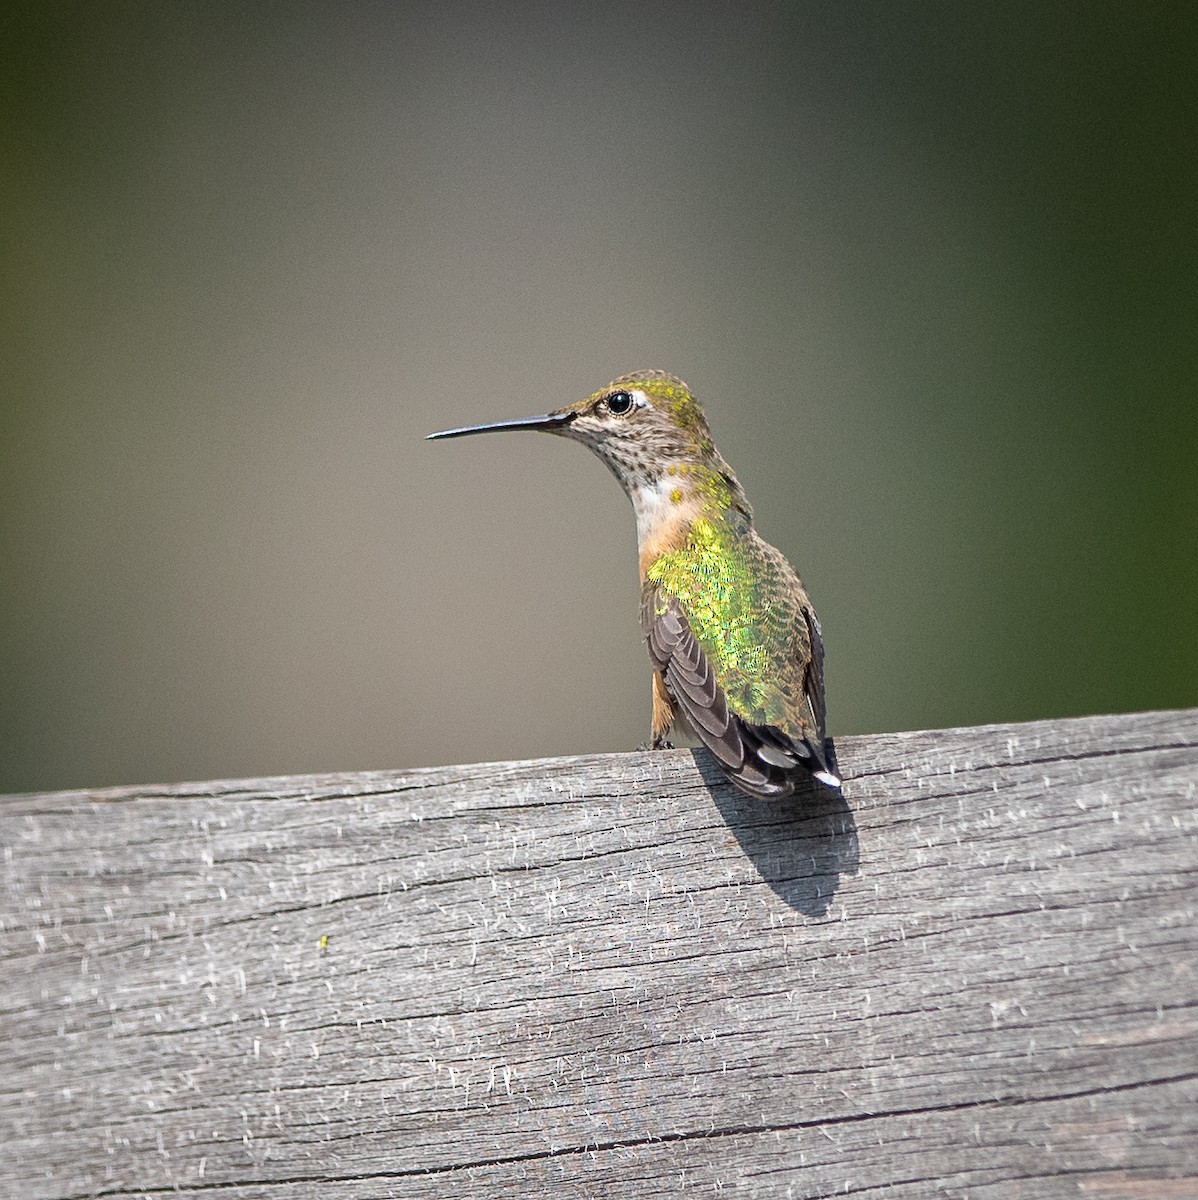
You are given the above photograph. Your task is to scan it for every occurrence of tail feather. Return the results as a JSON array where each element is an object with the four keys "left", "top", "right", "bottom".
[{"left": 726, "top": 720, "right": 841, "bottom": 799}]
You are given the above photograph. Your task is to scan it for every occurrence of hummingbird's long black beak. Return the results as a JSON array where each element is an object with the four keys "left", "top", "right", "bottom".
[{"left": 426, "top": 411, "right": 577, "bottom": 440}]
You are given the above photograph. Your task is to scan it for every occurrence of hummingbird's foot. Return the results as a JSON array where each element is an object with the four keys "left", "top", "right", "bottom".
[{"left": 638, "top": 737, "right": 675, "bottom": 752}]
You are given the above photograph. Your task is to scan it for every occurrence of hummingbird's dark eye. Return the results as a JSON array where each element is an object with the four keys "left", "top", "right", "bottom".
[{"left": 606, "top": 390, "right": 634, "bottom": 415}]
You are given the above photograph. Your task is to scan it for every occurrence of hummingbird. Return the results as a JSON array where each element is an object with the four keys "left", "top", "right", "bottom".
[{"left": 427, "top": 370, "right": 840, "bottom": 798}]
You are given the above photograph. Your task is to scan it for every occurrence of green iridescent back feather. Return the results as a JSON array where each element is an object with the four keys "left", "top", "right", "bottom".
[{"left": 644, "top": 470, "right": 816, "bottom": 740}]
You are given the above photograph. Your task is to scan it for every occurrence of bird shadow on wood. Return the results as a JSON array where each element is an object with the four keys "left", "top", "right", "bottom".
[{"left": 693, "top": 742, "right": 859, "bottom": 918}]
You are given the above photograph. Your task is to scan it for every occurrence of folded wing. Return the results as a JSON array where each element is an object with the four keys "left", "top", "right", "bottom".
[{"left": 642, "top": 584, "right": 840, "bottom": 798}]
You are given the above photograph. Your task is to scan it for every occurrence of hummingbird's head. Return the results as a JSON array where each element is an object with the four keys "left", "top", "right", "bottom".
[
  {"left": 547, "top": 370, "right": 724, "bottom": 491},
  {"left": 430, "top": 371, "right": 723, "bottom": 481},
  {"left": 427, "top": 370, "right": 751, "bottom": 530}
]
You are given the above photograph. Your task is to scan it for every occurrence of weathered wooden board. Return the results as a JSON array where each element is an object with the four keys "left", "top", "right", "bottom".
[{"left": 2, "top": 709, "right": 1196, "bottom": 1198}]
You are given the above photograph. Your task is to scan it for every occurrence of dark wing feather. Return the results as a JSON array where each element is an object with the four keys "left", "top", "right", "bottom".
[
  {"left": 801, "top": 604, "right": 828, "bottom": 742},
  {"left": 642, "top": 584, "right": 744, "bottom": 770}
]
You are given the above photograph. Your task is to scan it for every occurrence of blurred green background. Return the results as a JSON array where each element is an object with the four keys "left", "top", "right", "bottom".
[{"left": 2, "top": 2, "right": 1194, "bottom": 794}]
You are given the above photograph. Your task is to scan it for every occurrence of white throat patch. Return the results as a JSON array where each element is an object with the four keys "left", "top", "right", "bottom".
[{"left": 630, "top": 475, "right": 691, "bottom": 548}]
